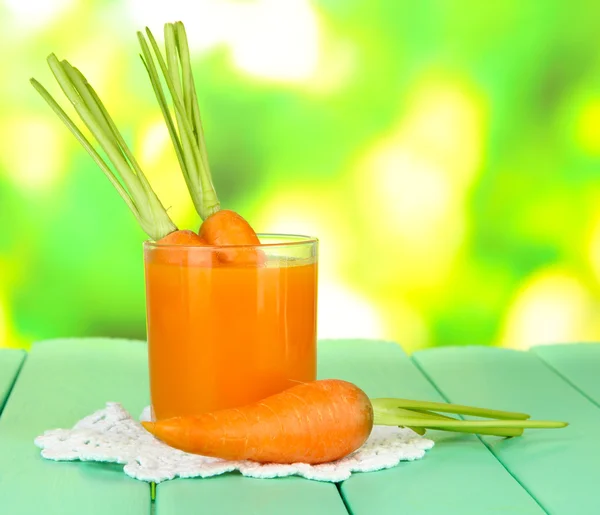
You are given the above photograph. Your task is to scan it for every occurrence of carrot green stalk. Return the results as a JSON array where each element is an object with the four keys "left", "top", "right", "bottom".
[
  {"left": 175, "top": 22, "right": 210, "bottom": 172},
  {"left": 384, "top": 417, "right": 566, "bottom": 430},
  {"left": 372, "top": 398, "right": 531, "bottom": 420},
  {"left": 30, "top": 54, "right": 177, "bottom": 240},
  {"left": 142, "top": 379, "right": 568, "bottom": 465},
  {"left": 372, "top": 406, "right": 524, "bottom": 437},
  {"left": 139, "top": 21, "right": 264, "bottom": 259},
  {"left": 137, "top": 22, "right": 220, "bottom": 221},
  {"left": 371, "top": 407, "right": 564, "bottom": 437}
]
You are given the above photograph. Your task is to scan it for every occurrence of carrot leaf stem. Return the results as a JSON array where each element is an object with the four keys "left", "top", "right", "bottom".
[
  {"left": 30, "top": 78, "right": 137, "bottom": 215},
  {"left": 375, "top": 405, "right": 523, "bottom": 437},
  {"left": 175, "top": 21, "right": 209, "bottom": 164},
  {"left": 374, "top": 411, "right": 524, "bottom": 437},
  {"left": 164, "top": 23, "right": 183, "bottom": 103},
  {"left": 371, "top": 399, "right": 567, "bottom": 437},
  {"left": 31, "top": 54, "right": 176, "bottom": 240},
  {"left": 138, "top": 22, "right": 220, "bottom": 221},
  {"left": 377, "top": 406, "right": 460, "bottom": 422},
  {"left": 372, "top": 398, "right": 530, "bottom": 420},
  {"left": 140, "top": 28, "right": 203, "bottom": 213},
  {"left": 376, "top": 416, "right": 567, "bottom": 430},
  {"left": 177, "top": 23, "right": 195, "bottom": 122}
]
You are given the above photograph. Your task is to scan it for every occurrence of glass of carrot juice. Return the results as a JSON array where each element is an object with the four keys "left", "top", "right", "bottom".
[{"left": 143, "top": 234, "right": 318, "bottom": 420}]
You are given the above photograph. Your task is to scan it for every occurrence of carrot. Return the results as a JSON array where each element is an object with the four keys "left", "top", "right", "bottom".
[
  {"left": 34, "top": 23, "right": 266, "bottom": 260},
  {"left": 142, "top": 379, "right": 568, "bottom": 464},
  {"left": 199, "top": 210, "right": 259, "bottom": 247},
  {"left": 148, "top": 230, "right": 218, "bottom": 267},
  {"left": 152, "top": 221, "right": 264, "bottom": 267},
  {"left": 143, "top": 379, "right": 373, "bottom": 464},
  {"left": 157, "top": 230, "right": 206, "bottom": 245},
  {"left": 139, "top": 24, "right": 265, "bottom": 266},
  {"left": 138, "top": 23, "right": 220, "bottom": 221},
  {"left": 199, "top": 210, "right": 266, "bottom": 266}
]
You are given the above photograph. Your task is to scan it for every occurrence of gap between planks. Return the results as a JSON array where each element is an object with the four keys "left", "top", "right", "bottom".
[
  {"left": 335, "top": 482, "right": 353, "bottom": 515},
  {"left": 533, "top": 356, "right": 600, "bottom": 412},
  {"left": 408, "top": 354, "right": 550, "bottom": 515},
  {"left": 0, "top": 352, "right": 27, "bottom": 418}
]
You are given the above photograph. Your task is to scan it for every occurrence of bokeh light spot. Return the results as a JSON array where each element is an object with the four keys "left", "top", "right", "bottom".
[
  {"left": 318, "top": 280, "right": 384, "bottom": 340},
  {"left": 254, "top": 187, "right": 387, "bottom": 339},
  {"left": 0, "top": 116, "right": 66, "bottom": 190},
  {"left": 4, "top": 0, "right": 76, "bottom": 28},
  {"left": 136, "top": 119, "right": 198, "bottom": 228},
  {"left": 253, "top": 186, "right": 355, "bottom": 280},
  {"left": 127, "top": 0, "right": 319, "bottom": 83},
  {"left": 229, "top": 0, "right": 319, "bottom": 82},
  {"left": 0, "top": 302, "right": 6, "bottom": 349},
  {"left": 370, "top": 148, "right": 453, "bottom": 239},
  {"left": 377, "top": 298, "right": 430, "bottom": 352},
  {"left": 0, "top": 287, "right": 14, "bottom": 349},
  {"left": 499, "top": 268, "right": 598, "bottom": 349},
  {"left": 68, "top": 37, "right": 122, "bottom": 106},
  {"left": 127, "top": 0, "right": 227, "bottom": 50},
  {"left": 576, "top": 98, "right": 600, "bottom": 155},
  {"left": 355, "top": 79, "right": 484, "bottom": 290},
  {"left": 588, "top": 214, "right": 600, "bottom": 283}
]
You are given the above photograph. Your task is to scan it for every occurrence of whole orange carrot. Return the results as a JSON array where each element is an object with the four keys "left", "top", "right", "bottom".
[
  {"left": 142, "top": 379, "right": 567, "bottom": 464},
  {"left": 144, "top": 379, "right": 372, "bottom": 464}
]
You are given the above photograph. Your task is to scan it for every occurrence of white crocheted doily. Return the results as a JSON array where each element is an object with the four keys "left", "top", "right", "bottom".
[{"left": 34, "top": 402, "right": 434, "bottom": 483}]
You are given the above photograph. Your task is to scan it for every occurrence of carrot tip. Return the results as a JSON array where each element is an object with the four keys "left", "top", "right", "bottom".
[{"left": 141, "top": 421, "right": 156, "bottom": 434}]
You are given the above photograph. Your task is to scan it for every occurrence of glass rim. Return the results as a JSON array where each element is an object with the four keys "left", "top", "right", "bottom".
[{"left": 144, "top": 233, "right": 318, "bottom": 250}]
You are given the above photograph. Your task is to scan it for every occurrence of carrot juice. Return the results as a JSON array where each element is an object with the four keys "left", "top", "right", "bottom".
[{"left": 144, "top": 235, "right": 318, "bottom": 420}]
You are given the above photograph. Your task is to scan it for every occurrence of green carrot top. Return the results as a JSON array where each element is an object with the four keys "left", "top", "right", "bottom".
[
  {"left": 138, "top": 21, "right": 221, "bottom": 221},
  {"left": 31, "top": 54, "right": 177, "bottom": 241},
  {"left": 30, "top": 20, "right": 224, "bottom": 241}
]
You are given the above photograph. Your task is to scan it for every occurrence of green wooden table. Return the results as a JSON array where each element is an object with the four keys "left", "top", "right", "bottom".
[{"left": 0, "top": 339, "right": 597, "bottom": 514}]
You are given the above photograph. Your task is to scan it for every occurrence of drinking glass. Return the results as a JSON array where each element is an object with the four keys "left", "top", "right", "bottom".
[{"left": 144, "top": 234, "right": 318, "bottom": 420}]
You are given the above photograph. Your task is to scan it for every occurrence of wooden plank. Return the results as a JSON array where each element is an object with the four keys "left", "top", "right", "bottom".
[
  {"left": 531, "top": 343, "right": 600, "bottom": 407},
  {"left": 413, "top": 346, "right": 600, "bottom": 515},
  {"left": 0, "top": 338, "right": 151, "bottom": 515},
  {"left": 318, "top": 340, "right": 544, "bottom": 515},
  {"left": 157, "top": 475, "right": 347, "bottom": 515},
  {"left": 0, "top": 349, "right": 25, "bottom": 415}
]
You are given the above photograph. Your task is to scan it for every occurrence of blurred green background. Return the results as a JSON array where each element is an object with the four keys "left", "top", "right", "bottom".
[{"left": 1, "top": 0, "right": 599, "bottom": 352}]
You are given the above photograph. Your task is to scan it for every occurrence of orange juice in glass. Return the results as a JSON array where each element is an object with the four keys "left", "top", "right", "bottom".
[{"left": 144, "top": 234, "right": 318, "bottom": 420}]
